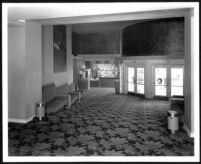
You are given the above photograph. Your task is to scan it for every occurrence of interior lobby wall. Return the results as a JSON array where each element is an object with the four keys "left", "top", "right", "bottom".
[
  {"left": 122, "top": 17, "right": 184, "bottom": 56},
  {"left": 25, "top": 21, "right": 42, "bottom": 119},
  {"left": 74, "top": 31, "right": 120, "bottom": 54},
  {"left": 8, "top": 21, "right": 42, "bottom": 122},
  {"left": 8, "top": 25, "right": 26, "bottom": 121},
  {"left": 42, "top": 25, "right": 73, "bottom": 87}
]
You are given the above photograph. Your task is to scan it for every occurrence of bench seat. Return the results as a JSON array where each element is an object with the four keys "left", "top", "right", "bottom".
[
  {"left": 45, "top": 95, "right": 67, "bottom": 114},
  {"left": 42, "top": 82, "right": 68, "bottom": 114}
]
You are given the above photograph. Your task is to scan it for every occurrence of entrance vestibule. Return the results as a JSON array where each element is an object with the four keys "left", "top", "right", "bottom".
[
  {"left": 122, "top": 59, "right": 184, "bottom": 99},
  {"left": 154, "top": 66, "right": 184, "bottom": 98}
]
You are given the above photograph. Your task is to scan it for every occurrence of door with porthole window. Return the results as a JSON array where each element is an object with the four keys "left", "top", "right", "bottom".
[
  {"left": 154, "top": 66, "right": 184, "bottom": 98},
  {"left": 128, "top": 65, "right": 145, "bottom": 96},
  {"left": 155, "top": 67, "right": 167, "bottom": 97}
]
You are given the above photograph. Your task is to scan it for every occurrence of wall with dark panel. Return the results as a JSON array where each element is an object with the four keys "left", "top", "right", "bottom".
[
  {"left": 42, "top": 25, "right": 74, "bottom": 87},
  {"left": 122, "top": 17, "right": 184, "bottom": 56},
  {"left": 74, "top": 31, "right": 120, "bottom": 54}
]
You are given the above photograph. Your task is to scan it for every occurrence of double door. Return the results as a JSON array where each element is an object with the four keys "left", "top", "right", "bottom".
[
  {"left": 128, "top": 66, "right": 145, "bottom": 95},
  {"left": 154, "top": 66, "right": 184, "bottom": 97},
  {"left": 127, "top": 65, "right": 183, "bottom": 97}
]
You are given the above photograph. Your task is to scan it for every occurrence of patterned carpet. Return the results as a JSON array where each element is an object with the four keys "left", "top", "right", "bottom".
[{"left": 8, "top": 88, "right": 194, "bottom": 156}]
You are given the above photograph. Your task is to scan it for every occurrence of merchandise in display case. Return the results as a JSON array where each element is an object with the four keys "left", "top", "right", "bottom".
[{"left": 91, "top": 63, "right": 118, "bottom": 78}]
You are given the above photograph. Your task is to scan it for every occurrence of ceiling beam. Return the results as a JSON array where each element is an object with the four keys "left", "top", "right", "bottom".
[{"left": 31, "top": 8, "right": 192, "bottom": 25}]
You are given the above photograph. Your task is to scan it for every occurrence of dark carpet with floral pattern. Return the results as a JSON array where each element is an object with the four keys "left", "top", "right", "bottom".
[{"left": 8, "top": 88, "right": 194, "bottom": 156}]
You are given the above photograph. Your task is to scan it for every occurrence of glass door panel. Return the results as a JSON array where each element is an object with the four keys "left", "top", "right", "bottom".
[
  {"left": 128, "top": 67, "right": 135, "bottom": 92},
  {"left": 155, "top": 68, "right": 167, "bottom": 96},
  {"left": 128, "top": 83, "right": 134, "bottom": 92},
  {"left": 171, "top": 68, "right": 183, "bottom": 96},
  {"left": 136, "top": 68, "right": 144, "bottom": 94}
]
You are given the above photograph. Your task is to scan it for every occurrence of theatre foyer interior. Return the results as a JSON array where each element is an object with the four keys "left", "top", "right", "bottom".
[{"left": 5, "top": 3, "right": 199, "bottom": 158}]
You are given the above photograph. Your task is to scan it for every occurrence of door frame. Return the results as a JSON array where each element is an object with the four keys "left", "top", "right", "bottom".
[
  {"left": 127, "top": 63, "right": 146, "bottom": 97},
  {"left": 153, "top": 65, "right": 169, "bottom": 99},
  {"left": 153, "top": 64, "right": 184, "bottom": 99}
]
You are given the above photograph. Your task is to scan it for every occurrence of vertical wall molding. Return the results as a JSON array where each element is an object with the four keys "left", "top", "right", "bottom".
[
  {"left": 183, "top": 123, "right": 194, "bottom": 138},
  {"left": 184, "top": 10, "right": 194, "bottom": 137}
]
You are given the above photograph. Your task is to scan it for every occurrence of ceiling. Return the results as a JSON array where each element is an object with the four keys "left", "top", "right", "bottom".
[
  {"left": 5, "top": 3, "right": 193, "bottom": 33},
  {"left": 7, "top": 3, "right": 190, "bottom": 22}
]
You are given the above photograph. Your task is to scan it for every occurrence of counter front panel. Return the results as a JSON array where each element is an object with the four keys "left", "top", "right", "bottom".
[{"left": 99, "top": 78, "right": 118, "bottom": 88}]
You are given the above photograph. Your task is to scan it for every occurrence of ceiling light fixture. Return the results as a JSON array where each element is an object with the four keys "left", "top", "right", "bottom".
[{"left": 18, "top": 19, "right": 26, "bottom": 22}]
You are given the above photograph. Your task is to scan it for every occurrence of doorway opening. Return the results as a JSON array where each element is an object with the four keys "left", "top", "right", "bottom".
[
  {"left": 154, "top": 66, "right": 184, "bottom": 99},
  {"left": 127, "top": 66, "right": 145, "bottom": 97}
]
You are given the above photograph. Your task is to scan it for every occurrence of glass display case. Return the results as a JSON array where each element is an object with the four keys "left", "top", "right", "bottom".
[
  {"left": 78, "top": 60, "right": 119, "bottom": 88},
  {"left": 91, "top": 63, "right": 118, "bottom": 78}
]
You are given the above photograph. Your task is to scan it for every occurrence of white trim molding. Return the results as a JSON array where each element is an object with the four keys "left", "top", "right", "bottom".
[
  {"left": 77, "top": 54, "right": 121, "bottom": 61},
  {"left": 121, "top": 55, "right": 184, "bottom": 61},
  {"left": 8, "top": 115, "right": 35, "bottom": 124},
  {"left": 183, "top": 123, "right": 194, "bottom": 138},
  {"left": 36, "top": 8, "right": 191, "bottom": 25}
]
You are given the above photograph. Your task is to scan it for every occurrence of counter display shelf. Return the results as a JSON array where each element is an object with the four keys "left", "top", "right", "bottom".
[{"left": 89, "top": 77, "right": 119, "bottom": 88}]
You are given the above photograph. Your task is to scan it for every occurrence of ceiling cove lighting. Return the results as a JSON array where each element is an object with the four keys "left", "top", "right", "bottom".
[{"left": 18, "top": 19, "right": 26, "bottom": 22}]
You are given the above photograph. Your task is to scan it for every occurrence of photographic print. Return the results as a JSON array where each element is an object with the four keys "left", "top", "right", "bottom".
[
  {"left": 53, "top": 25, "right": 66, "bottom": 73},
  {"left": 4, "top": 2, "right": 199, "bottom": 163}
]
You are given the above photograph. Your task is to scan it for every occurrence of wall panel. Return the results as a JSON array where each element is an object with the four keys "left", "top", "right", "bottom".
[
  {"left": 76, "top": 31, "right": 120, "bottom": 54},
  {"left": 122, "top": 17, "right": 184, "bottom": 56}
]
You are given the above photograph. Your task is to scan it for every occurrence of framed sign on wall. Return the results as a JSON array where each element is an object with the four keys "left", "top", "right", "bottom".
[{"left": 53, "top": 25, "right": 66, "bottom": 73}]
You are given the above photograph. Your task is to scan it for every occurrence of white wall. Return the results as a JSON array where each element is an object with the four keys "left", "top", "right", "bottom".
[
  {"left": 42, "top": 25, "right": 73, "bottom": 87},
  {"left": 8, "top": 21, "right": 42, "bottom": 122},
  {"left": 8, "top": 23, "right": 73, "bottom": 123},
  {"left": 25, "top": 22, "right": 42, "bottom": 119},
  {"left": 8, "top": 25, "right": 26, "bottom": 120}
]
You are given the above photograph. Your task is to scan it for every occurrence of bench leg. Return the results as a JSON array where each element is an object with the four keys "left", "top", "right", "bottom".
[
  {"left": 78, "top": 92, "right": 84, "bottom": 102},
  {"left": 65, "top": 95, "right": 71, "bottom": 108},
  {"left": 78, "top": 92, "right": 81, "bottom": 102}
]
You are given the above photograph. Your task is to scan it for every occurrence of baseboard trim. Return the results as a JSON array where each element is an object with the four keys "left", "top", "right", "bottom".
[
  {"left": 183, "top": 123, "right": 194, "bottom": 138},
  {"left": 8, "top": 115, "right": 35, "bottom": 124}
]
